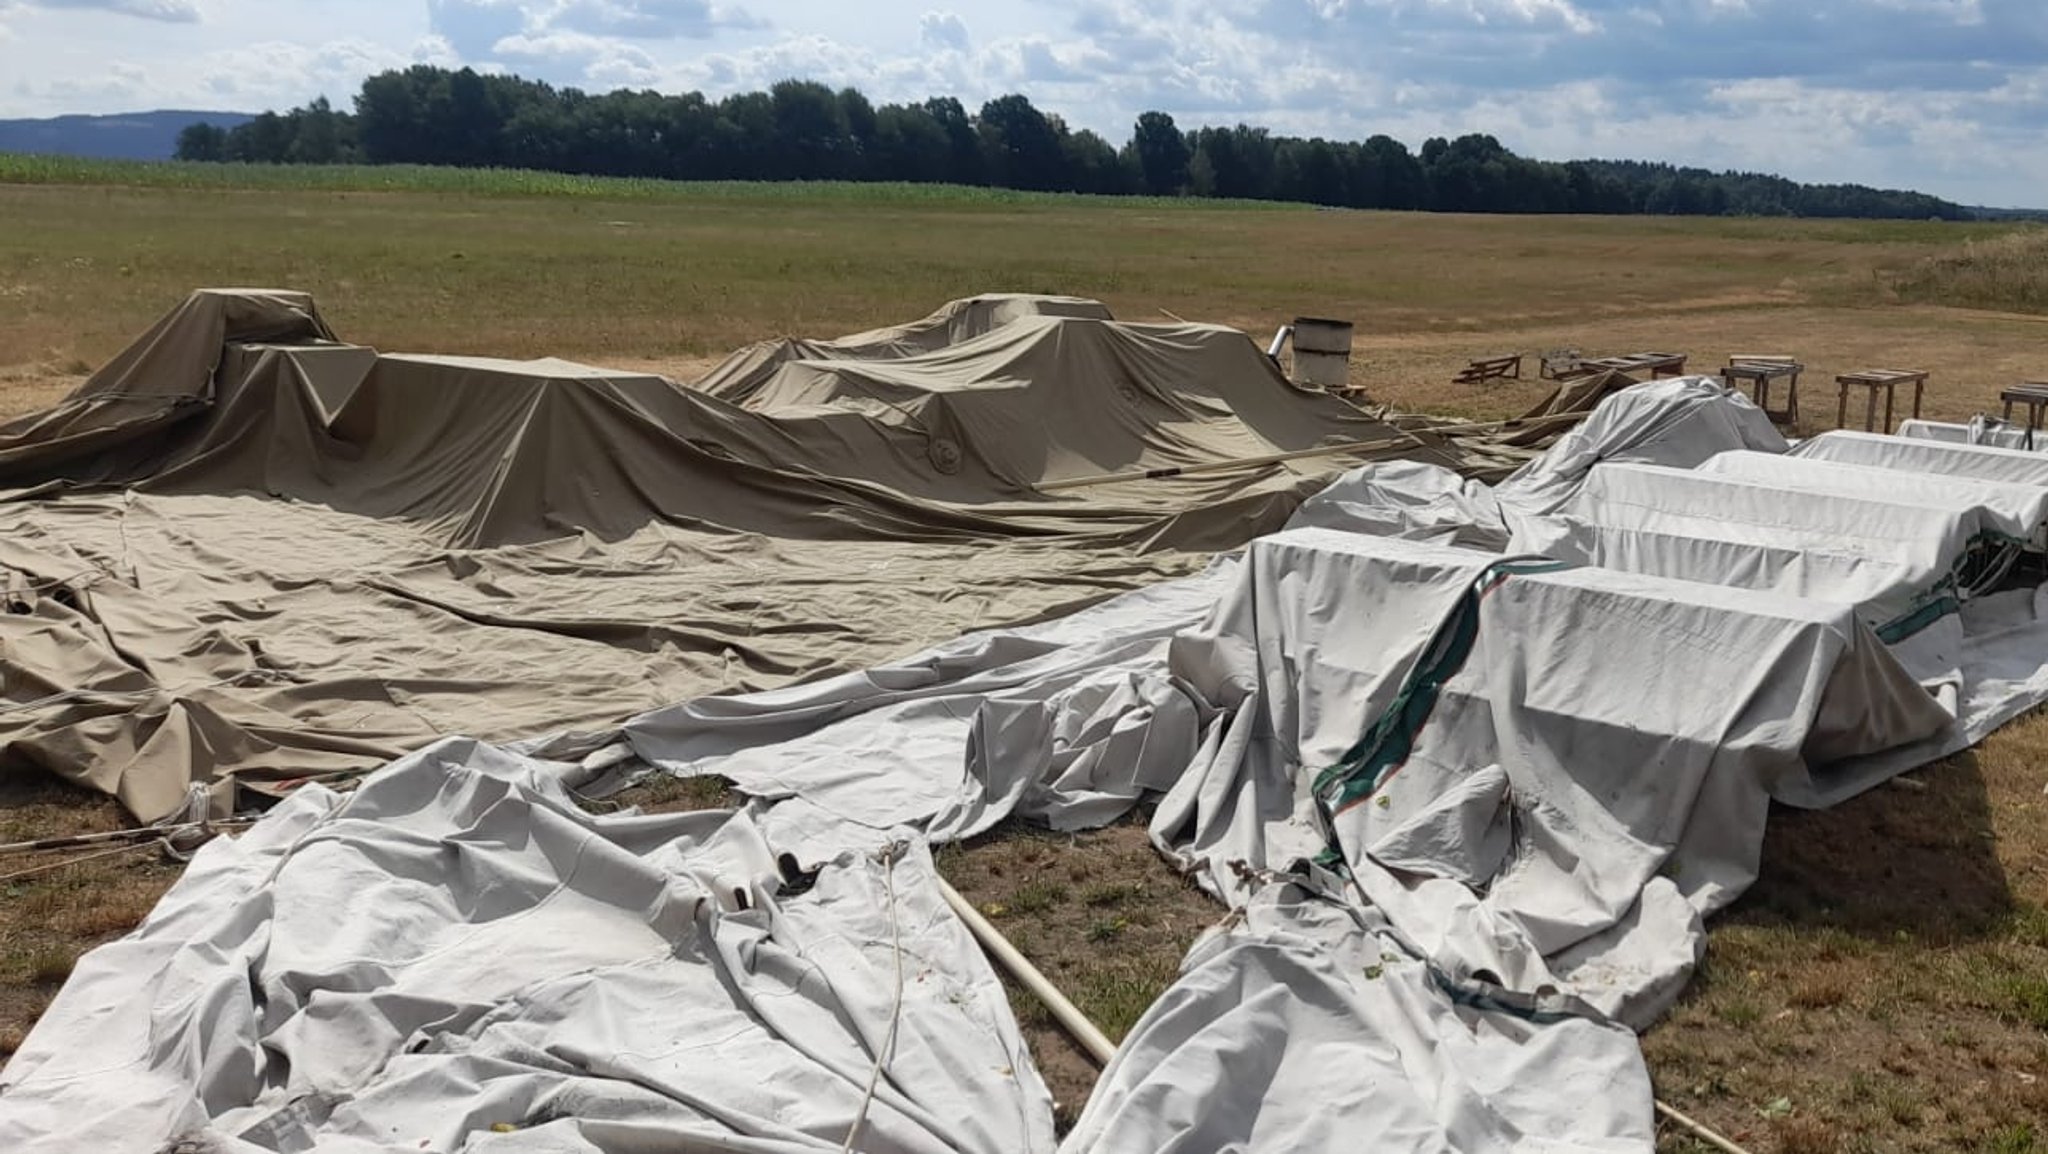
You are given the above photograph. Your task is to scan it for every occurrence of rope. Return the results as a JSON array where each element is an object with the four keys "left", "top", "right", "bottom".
[
  {"left": 842, "top": 840, "right": 908, "bottom": 1154},
  {"left": 0, "top": 816, "right": 257, "bottom": 856},
  {"left": 0, "top": 840, "right": 160, "bottom": 883}
]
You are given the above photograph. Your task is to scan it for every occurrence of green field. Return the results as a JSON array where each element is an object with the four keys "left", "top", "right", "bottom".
[
  {"left": 8, "top": 155, "right": 2048, "bottom": 432},
  {"left": 0, "top": 152, "right": 1302, "bottom": 207},
  {"left": 3, "top": 163, "right": 2047, "bottom": 1153}
]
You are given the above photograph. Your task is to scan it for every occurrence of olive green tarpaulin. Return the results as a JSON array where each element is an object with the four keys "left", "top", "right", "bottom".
[{"left": 0, "top": 290, "right": 1572, "bottom": 822}]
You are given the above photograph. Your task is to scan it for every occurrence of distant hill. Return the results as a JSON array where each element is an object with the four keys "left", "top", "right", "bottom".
[
  {"left": 0, "top": 110, "right": 254, "bottom": 161},
  {"left": 1967, "top": 205, "right": 2048, "bottom": 222}
]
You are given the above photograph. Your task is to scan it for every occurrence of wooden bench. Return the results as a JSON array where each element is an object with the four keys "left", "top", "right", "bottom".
[
  {"left": 1836, "top": 369, "right": 1928, "bottom": 432},
  {"left": 2000, "top": 383, "right": 2048, "bottom": 447},
  {"left": 1454, "top": 354, "right": 1523, "bottom": 384},
  {"left": 1723, "top": 356, "right": 1803, "bottom": 426}
]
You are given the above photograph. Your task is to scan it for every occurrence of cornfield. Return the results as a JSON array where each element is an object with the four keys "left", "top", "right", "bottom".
[{"left": 0, "top": 152, "right": 1297, "bottom": 212}]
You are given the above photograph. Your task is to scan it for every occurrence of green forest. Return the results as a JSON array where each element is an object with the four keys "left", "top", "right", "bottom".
[{"left": 175, "top": 66, "right": 1970, "bottom": 221}]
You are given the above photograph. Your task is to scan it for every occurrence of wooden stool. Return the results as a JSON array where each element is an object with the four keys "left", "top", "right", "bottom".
[
  {"left": 1724, "top": 357, "right": 1802, "bottom": 425},
  {"left": 2000, "top": 383, "right": 2048, "bottom": 446},
  {"left": 1836, "top": 369, "right": 1928, "bottom": 432}
]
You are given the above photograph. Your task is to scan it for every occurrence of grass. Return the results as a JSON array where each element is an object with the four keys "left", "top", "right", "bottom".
[
  {"left": 0, "top": 152, "right": 1299, "bottom": 209},
  {"left": 0, "top": 775, "right": 188, "bottom": 1064},
  {"left": 4, "top": 170, "right": 2048, "bottom": 1149},
  {"left": 1893, "top": 228, "right": 2048, "bottom": 314},
  {"left": 3, "top": 163, "right": 2041, "bottom": 425}
]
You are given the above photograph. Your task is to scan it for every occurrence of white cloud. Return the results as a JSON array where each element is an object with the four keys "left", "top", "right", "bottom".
[
  {"left": 28, "top": 59, "right": 150, "bottom": 108},
  {"left": 552, "top": 0, "right": 758, "bottom": 39},
  {"left": 425, "top": 0, "right": 757, "bottom": 61},
  {"left": 919, "top": 9, "right": 968, "bottom": 51},
  {"left": 425, "top": 0, "right": 528, "bottom": 59},
  {"left": 5, "top": 0, "right": 2048, "bottom": 204},
  {"left": 191, "top": 38, "right": 412, "bottom": 104},
  {"left": 411, "top": 34, "right": 462, "bottom": 67},
  {"left": 29, "top": 0, "right": 197, "bottom": 22}
]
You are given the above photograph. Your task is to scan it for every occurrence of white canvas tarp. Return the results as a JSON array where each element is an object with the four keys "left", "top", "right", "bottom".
[
  {"left": 1899, "top": 416, "right": 2048, "bottom": 452},
  {"left": 1514, "top": 459, "right": 2003, "bottom": 646},
  {"left": 1795, "top": 427, "right": 2048, "bottom": 487},
  {"left": 0, "top": 740, "right": 1057, "bottom": 1154},
  {"left": 1697, "top": 449, "right": 2048, "bottom": 542}
]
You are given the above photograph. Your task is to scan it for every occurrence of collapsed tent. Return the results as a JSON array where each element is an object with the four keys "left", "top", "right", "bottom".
[
  {"left": 19, "top": 337, "right": 2048, "bottom": 1149},
  {"left": 6, "top": 289, "right": 1567, "bottom": 823},
  {"left": 694, "top": 292, "right": 1114, "bottom": 404}
]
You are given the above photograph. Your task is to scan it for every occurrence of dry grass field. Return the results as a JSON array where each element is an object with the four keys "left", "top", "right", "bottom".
[{"left": 3, "top": 170, "right": 2047, "bottom": 1153}]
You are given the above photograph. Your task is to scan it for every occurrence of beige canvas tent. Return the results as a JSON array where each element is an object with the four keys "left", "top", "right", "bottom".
[{"left": 2, "top": 290, "right": 1549, "bottom": 822}]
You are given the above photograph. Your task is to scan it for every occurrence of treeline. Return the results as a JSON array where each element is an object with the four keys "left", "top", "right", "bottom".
[{"left": 175, "top": 66, "right": 1970, "bottom": 221}]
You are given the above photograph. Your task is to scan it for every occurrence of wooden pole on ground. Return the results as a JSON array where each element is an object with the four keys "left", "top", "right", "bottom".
[
  {"left": 1654, "top": 1100, "right": 1756, "bottom": 1154},
  {"left": 936, "top": 875, "right": 1117, "bottom": 1065},
  {"left": 940, "top": 874, "right": 1754, "bottom": 1153}
]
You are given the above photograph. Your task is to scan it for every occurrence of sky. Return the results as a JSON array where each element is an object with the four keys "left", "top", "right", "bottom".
[{"left": 0, "top": 0, "right": 2041, "bottom": 206}]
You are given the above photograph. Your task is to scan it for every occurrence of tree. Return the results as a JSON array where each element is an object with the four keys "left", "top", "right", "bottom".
[
  {"left": 355, "top": 67, "right": 433, "bottom": 163},
  {"left": 838, "top": 87, "right": 877, "bottom": 179},
  {"left": 190, "top": 65, "right": 1972, "bottom": 222},
  {"left": 1130, "top": 111, "right": 1189, "bottom": 195},
  {"left": 770, "top": 79, "right": 849, "bottom": 179},
  {"left": 1186, "top": 148, "right": 1217, "bottom": 197},
  {"left": 1062, "top": 129, "right": 1127, "bottom": 195},
  {"left": 922, "top": 97, "right": 982, "bottom": 185},
  {"left": 287, "top": 97, "right": 346, "bottom": 164},
  {"left": 227, "top": 112, "right": 292, "bottom": 162},
  {"left": 872, "top": 103, "right": 951, "bottom": 182},
  {"left": 175, "top": 122, "right": 228, "bottom": 162},
  {"left": 977, "top": 94, "right": 1064, "bottom": 191},
  {"left": 713, "top": 90, "right": 776, "bottom": 179}
]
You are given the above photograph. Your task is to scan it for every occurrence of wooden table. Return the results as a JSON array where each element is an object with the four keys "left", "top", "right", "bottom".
[
  {"left": 1577, "top": 352, "right": 1688, "bottom": 380},
  {"left": 1723, "top": 357, "right": 1803, "bottom": 426},
  {"left": 1836, "top": 369, "right": 1928, "bottom": 432},
  {"left": 2000, "top": 383, "right": 2048, "bottom": 446}
]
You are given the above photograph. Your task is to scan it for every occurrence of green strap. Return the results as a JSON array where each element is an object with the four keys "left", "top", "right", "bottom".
[
  {"left": 1311, "top": 557, "right": 1564, "bottom": 815},
  {"left": 1875, "top": 527, "right": 2029, "bottom": 644}
]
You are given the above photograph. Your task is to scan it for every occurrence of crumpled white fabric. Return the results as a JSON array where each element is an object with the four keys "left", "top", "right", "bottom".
[
  {"left": 1062, "top": 881, "right": 1655, "bottom": 1153},
  {"left": 1494, "top": 376, "right": 1788, "bottom": 515},
  {"left": 1155, "top": 528, "right": 1951, "bottom": 1025},
  {"left": 0, "top": 739, "right": 1054, "bottom": 1154},
  {"left": 1285, "top": 458, "right": 1510, "bottom": 550}
]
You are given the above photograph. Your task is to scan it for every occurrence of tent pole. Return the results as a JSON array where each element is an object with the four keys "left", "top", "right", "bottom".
[
  {"left": 936, "top": 875, "right": 1117, "bottom": 1065},
  {"left": 1654, "top": 1099, "right": 1756, "bottom": 1154},
  {"left": 942, "top": 875, "right": 1754, "bottom": 1154}
]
